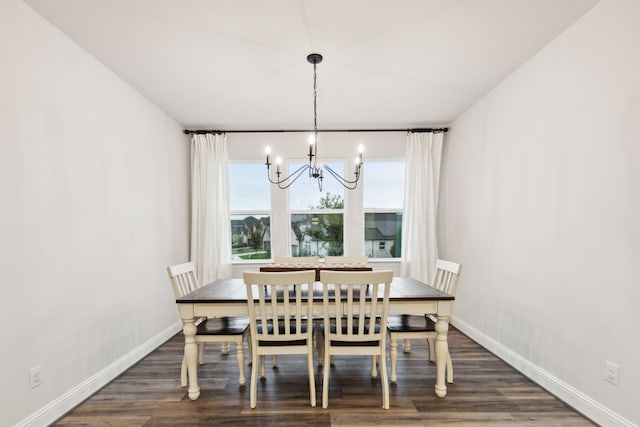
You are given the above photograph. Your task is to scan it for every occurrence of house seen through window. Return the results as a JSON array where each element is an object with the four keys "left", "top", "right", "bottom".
[{"left": 289, "top": 162, "right": 345, "bottom": 258}]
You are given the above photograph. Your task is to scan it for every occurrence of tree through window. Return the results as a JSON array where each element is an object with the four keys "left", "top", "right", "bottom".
[{"left": 290, "top": 192, "right": 344, "bottom": 257}]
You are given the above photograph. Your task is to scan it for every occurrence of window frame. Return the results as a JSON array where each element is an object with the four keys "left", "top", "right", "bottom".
[
  {"left": 287, "top": 157, "right": 348, "bottom": 260},
  {"left": 228, "top": 161, "right": 273, "bottom": 263},
  {"left": 362, "top": 160, "right": 405, "bottom": 261},
  {"left": 227, "top": 157, "right": 404, "bottom": 264}
]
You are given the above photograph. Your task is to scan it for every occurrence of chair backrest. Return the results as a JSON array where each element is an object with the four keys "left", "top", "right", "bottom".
[
  {"left": 243, "top": 270, "right": 316, "bottom": 344},
  {"left": 320, "top": 270, "right": 393, "bottom": 343},
  {"left": 273, "top": 256, "right": 319, "bottom": 265},
  {"left": 324, "top": 255, "right": 369, "bottom": 266},
  {"left": 167, "top": 261, "right": 200, "bottom": 298},
  {"left": 431, "top": 259, "right": 462, "bottom": 296}
]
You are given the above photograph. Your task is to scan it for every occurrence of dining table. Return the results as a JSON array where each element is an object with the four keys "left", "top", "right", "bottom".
[{"left": 176, "top": 275, "right": 455, "bottom": 401}]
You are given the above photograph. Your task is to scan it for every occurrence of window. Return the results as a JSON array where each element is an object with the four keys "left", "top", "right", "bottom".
[
  {"left": 229, "top": 163, "right": 271, "bottom": 260},
  {"left": 363, "top": 162, "right": 405, "bottom": 259},
  {"left": 229, "top": 153, "right": 405, "bottom": 262},
  {"left": 290, "top": 162, "right": 344, "bottom": 258}
]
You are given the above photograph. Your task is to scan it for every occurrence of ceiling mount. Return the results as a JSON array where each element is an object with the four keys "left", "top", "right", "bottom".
[{"left": 306, "top": 53, "right": 323, "bottom": 65}]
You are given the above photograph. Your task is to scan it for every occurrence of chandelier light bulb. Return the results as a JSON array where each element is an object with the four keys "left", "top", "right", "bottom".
[
  {"left": 264, "top": 146, "right": 272, "bottom": 166},
  {"left": 308, "top": 134, "right": 315, "bottom": 157},
  {"left": 358, "top": 144, "right": 364, "bottom": 153}
]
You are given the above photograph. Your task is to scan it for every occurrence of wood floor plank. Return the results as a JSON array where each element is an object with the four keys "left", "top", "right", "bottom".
[{"left": 51, "top": 327, "right": 595, "bottom": 426}]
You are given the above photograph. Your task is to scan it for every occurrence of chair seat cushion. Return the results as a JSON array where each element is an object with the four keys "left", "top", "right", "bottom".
[
  {"left": 257, "top": 322, "right": 313, "bottom": 346},
  {"left": 320, "top": 323, "right": 381, "bottom": 346},
  {"left": 324, "top": 323, "right": 380, "bottom": 334},
  {"left": 386, "top": 314, "right": 436, "bottom": 333},
  {"left": 196, "top": 316, "right": 250, "bottom": 335}
]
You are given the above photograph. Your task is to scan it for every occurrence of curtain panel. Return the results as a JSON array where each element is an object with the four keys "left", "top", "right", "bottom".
[
  {"left": 190, "top": 133, "right": 231, "bottom": 285},
  {"left": 400, "top": 131, "right": 444, "bottom": 284}
]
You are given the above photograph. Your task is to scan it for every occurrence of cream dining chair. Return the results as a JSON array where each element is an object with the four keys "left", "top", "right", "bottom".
[
  {"left": 386, "top": 259, "right": 462, "bottom": 383},
  {"left": 319, "top": 270, "right": 394, "bottom": 409},
  {"left": 316, "top": 255, "right": 369, "bottom": 367},
  {"left": 243, "top": 270, "right": 317, "bottom": 408},
  {"left": 167, "top": 262, "right": 250, "bottom": 387},
  {"left": 258, "top": 255, "right": 318, "bottom": 369}
]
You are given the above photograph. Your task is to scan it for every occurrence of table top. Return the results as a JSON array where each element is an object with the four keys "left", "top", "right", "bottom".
[{"left": 176, "top": 276, "right": 454, "bottom": 304}]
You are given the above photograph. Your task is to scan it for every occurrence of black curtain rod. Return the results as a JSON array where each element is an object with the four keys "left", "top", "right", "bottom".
[{"left": 183, "top": 127, "right": 448, "bottom": 135}]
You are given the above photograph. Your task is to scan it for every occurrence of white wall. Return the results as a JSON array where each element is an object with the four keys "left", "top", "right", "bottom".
[
  {"left": 439, "top": 0, "right": 640, "bottom": 425},
  {"left": 227, "top": 131, "right": 406, "bottom": 278},
  {"left": 0, "top": 1, "right": 190, "bottom": 425}
]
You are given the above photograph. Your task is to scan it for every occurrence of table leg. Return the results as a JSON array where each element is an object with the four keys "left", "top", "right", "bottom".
[
  {"left": 434, "top": 315, "right": 449, "bottom": 398},
  {"left": 183, "top": 319, "right": 200, "bottom": 400}
]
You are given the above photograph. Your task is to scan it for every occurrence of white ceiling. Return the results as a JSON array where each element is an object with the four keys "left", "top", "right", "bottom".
[{"left": 24, "top": 0, "right": 599, "bottom": 130}]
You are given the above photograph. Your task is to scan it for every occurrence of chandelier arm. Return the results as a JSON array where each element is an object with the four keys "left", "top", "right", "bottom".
[
  {"left": 267, "top": 164, "right": 309, "bottom": 185},
  {"left": 266, "top": 164, "right": 312, "bottom": 189},
  {"left": 323, "top": 164, "right": 360, "bottom": 190},
  {"left": 277, "top": 165, "right": 311, "bottom": 189}
]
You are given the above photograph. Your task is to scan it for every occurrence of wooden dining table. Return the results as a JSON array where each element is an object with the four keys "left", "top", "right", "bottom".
[{"left": 176, "top": 275, "right": 455, "bottom": 401}]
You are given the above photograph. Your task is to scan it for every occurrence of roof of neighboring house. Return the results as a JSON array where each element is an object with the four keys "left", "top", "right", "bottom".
[
  {"left": 365, "top": 227, "right": 395, "bottom": 240},
  {"left": 364, "top": 213, "right": 399, "bottom": 240}
]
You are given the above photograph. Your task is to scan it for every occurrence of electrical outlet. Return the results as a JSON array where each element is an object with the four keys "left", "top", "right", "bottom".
[
  {"left": 605, "top": 360, "right": 619, "bottom": 385},
  {"left": 29, "top": 365, "right": 43, "bottom": 389}
]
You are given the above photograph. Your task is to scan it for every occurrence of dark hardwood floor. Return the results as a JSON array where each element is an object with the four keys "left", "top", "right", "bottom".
[{"left": 52, "top": 327, "right": 595, "bottom": 426}]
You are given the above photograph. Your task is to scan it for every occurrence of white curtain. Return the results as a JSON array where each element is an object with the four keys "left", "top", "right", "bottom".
[
  {"left": 401, "top": 131, "right": 444, "bottom": 284},
  {"left": 190, "top": 133, "right": 231, "bottom": 285}
]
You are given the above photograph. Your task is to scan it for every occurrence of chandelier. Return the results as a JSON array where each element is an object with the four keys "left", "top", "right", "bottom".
[{"left": 264, "top": 53, "right": 364, "bottom": 191}]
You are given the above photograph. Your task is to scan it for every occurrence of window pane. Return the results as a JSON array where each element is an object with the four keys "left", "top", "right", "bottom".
[
  {"left": 291, "top": 213, "right": 343, "bottom": 257},
  {"left": 231, "top": 215, "right": 271, "bottom": 260},
  {"left": 229, "top": 163, "right": 270, "bottom": 211},
  {"left": 289, "top": 162, "right": 345, "bottom": 210},
  {"left": 363, "top": 162, "right": 405, "bottom": 209},
  {"left": 364, "top": 212, "right": 402, "bottom": 258}
]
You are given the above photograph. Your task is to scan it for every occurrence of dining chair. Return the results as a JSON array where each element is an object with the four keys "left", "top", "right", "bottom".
[
  {"left": 167, "top": 262, "right": 250, "bottom": 387},
  {"left": 386, "top": 259, "right": 462, "bottom": 383},
  {"left": 273, "top": 256, "right": 319, "bottom": 265},
  {"left": 243, "top": 270, "right": 317, "bottom": 408},
  {"left": 316, "top": 255, "right": 369, "bottom": 368},
  {"left": 324, "top": 255, "right": 369, "bottom": 266},
  {"left": 254, "top": 256, "right": 318, "bottom": 370},
  {"left": 319, "top": 270, "right": 394, "bottom": 409}
]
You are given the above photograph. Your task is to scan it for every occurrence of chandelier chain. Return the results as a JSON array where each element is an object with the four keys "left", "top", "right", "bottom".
[{"left": 313, "top": 62, "right": 318, "bottom": 135}]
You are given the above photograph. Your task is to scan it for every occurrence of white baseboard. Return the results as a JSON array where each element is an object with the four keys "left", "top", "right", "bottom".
[
  {"left": 15, "top": 321, "right": 183, "bottom": 427},
  {"left": 451, "top": 316, "right": 636, "bottom": 427}
]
